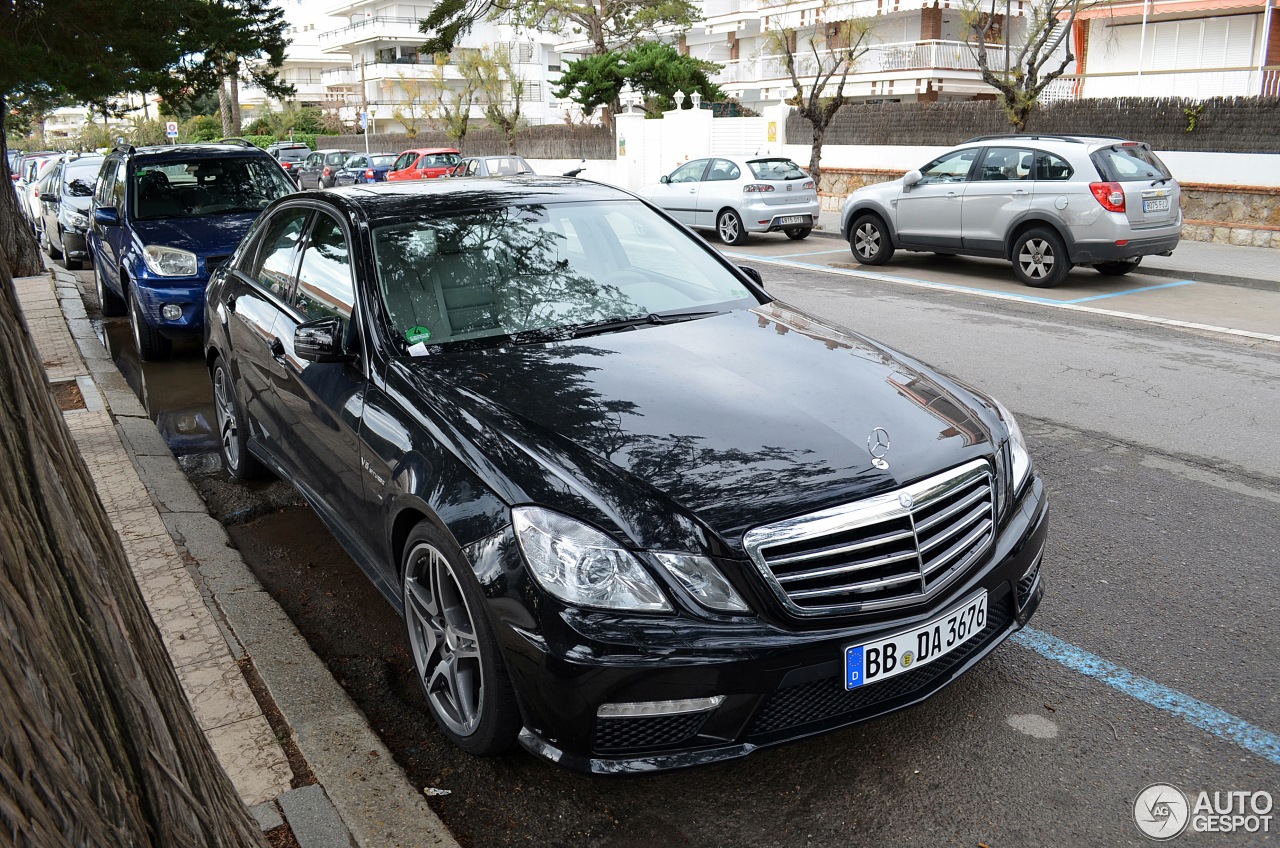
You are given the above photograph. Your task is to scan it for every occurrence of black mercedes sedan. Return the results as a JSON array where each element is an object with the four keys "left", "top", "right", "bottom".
[{"left": 204, "top": 177, "right": 1048, "bottom": 774}]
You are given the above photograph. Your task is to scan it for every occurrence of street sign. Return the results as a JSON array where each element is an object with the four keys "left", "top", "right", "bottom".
[
  {"left": 165, "top": 121, "right": 179, "bottom": 138},
  {"left": 359, "top": 111, "right": 368, "bottom": 130}
]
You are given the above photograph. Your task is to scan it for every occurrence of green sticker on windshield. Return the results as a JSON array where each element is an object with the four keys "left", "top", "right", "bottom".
[{"left": 406, "top": 326, "right": 432, "bottom": 343}]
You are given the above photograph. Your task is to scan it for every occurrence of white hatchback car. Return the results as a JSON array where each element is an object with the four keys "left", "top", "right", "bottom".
[
  {"left": 638, "top": 156, "right": 820, "bottom": 245},
  {"left": 840, "top": 134, "right": 1181, "bottom": 287}
]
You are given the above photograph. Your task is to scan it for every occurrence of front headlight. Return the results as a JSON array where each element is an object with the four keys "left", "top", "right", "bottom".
[
  {"left": 653, "top": 553, "right": 749, "bottom": 613},
  {"left": 511, "top": 507, "right": 672, "bottom": 612},
  {"left": 994, "top": 399, "right": 1031, "bottom": 495},
  {"left": 65, "top": 209, "right": 89, "bottom": 230},
  {"left": 142, "top": 245, "right": 198, "bottom": 277}
]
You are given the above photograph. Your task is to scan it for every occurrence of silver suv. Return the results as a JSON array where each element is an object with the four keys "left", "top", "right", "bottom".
[{"left": 840, "top": 135, "right": 1181, "bottom": 287}]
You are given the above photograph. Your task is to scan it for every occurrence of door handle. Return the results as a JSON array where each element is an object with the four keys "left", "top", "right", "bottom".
[
  {"left": 224, "top": 294, "right": 237, "bottom": 312},
  {"left": 1013, "top": 189, "right": 1029, "bottom": 196},
  {"left": 269, "top": 338, "right": 285, "bottom": 360},
  {"left": 689, "top": 188, "right": 696, "bottom": 194},
  {"left": 946, "top": 191, "right": 958, "bottom": 198}
]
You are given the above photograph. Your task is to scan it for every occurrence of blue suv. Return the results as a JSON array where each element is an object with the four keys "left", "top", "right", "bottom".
[{"left": 88, "top": 141, "right": 295, "bottom": 360}]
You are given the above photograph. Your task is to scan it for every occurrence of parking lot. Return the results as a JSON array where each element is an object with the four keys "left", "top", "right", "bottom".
[{"left": 52, "top": 228, "right": 1280, "bottom": 846}]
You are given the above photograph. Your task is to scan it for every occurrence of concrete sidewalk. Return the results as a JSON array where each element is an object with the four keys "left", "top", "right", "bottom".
[
  {"left": 13, "top": 268, "right": 458, "bottom": 848},
  {"left": 810, "top": 209, "right": 1280, "bottom": 292}
]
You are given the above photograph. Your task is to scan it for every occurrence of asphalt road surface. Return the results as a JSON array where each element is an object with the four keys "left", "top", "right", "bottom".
[{"left": 71, "top": 240, "right": 1280, "bottom": 847}]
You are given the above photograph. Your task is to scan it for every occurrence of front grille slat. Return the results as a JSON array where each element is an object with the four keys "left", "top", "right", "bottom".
[
  {"left": 743, "top": 459, "right": 996, "bottom": 616},
  {"left": 774, "top": 549, "right": 919, "bottom": 584}
]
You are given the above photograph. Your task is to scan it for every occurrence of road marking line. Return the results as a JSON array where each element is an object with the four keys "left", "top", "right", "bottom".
[
  {"left": 1065, "top": 279, "right": 1197, "bottom": 303},
  {"left": 728, "top": 253, "right": 1280, "bottom": 343},
  {"left": 1014, "top": 627, "right": 1280, "bottom": 766},
  {"left": 772, "top": 248, "right": 856, "bottom": 258}
]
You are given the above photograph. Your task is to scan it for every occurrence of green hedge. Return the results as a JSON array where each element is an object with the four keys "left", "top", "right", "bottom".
[{"left": 237, "top": 133, "right": 318, "bottom": 151}]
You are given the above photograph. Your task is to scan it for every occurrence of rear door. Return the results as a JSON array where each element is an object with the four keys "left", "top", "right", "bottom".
[
  {"left": 298, "top": 152, "right": 324, "bottom": 188},
  {"left": 895, "top": 148, "right": 978, "bottom": 249},
  {"left": 269, "top": 211, "right": 371, "bottom": 538},
  {"left": 962, "top": 145, "right": 1034, "bottom": 252},
  {"left": 223, "top": 205, "right": 310, "bottom": 456},
  {"left": 1092, "top": 143, "right": 1180, "bottom": 228}
]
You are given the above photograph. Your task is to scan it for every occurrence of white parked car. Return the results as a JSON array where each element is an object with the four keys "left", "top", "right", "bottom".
[{"left": 638, "top": 156, "right": 820, "bottom": 245}]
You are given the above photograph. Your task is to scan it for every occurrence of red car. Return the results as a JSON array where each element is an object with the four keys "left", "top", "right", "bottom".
[{"left": 386, "top": 148, "right": 462, "bottom": 181}]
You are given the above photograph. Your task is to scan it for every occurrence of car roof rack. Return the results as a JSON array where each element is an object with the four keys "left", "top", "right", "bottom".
[
  {"left": 215, "top": 137, "right": 259, "bottom": 148},
  {"left": 113, "top": 142, "right": 137, "bottom": 155},
  {"left": 962, "top": 133, "right": 1130, "bottom": 144}
]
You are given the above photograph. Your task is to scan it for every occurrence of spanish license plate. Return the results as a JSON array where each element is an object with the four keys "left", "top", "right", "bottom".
[
  {"left": 777, "top": 215, "right": 810, "bottom": 226},
  {"left": 1143, "top": 197, "right": 1171, "bottom": 213},
  {"left": 844, "top": 591, "right": 987, "bottom": 690}
]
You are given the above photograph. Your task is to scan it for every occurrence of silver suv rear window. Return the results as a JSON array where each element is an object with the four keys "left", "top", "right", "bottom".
[{"left": 1094, "top": 145, "right": 1172, "bottom": 182}]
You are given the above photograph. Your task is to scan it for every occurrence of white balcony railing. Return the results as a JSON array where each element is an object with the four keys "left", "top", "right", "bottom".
[
  {"left": 1042, "top": 67, "right": 1280, "bottom": 101},
  {"left": 318, "top": 16, "right": 424, "bottom": 50},
  {"left": 722, "top": 40, "right": 1013, "bottom": 86}
]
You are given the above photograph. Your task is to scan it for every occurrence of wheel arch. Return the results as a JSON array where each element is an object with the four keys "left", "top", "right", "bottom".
[
  {"left": 845, "top": 202, "right": 897, "bottom": 245},
  {"left": 1004, "top": 214, "right": 1075, "bottom": 261}
]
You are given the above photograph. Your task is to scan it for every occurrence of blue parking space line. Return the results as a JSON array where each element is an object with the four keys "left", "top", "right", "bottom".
[
  {"left": 1014, "top": 627, "right": 1280, "bottom": 767},
  {"left": 1064, "top": 280, "right": 1197, "bottom": 303},
  {"left": 774, "top": 248, "right": 856, "bottom": 258}
]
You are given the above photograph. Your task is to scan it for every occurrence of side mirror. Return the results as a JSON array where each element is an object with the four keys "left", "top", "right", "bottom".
[
  {"left": 660, "top": 175, "right": 671, "bottom": 184},
  {"left": 738, "top": 265, "right": 764, "bottom": 286},
  {"left": 295, "top": 316, "right": 355, "bottom": 364},
  {"left": 902, "top": 169, "right": 923, "bottom": 188},
  {"left": 93, "top": 207, "right": 120, "bottom": 227}
]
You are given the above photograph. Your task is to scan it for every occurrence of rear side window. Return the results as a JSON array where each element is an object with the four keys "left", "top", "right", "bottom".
[
  {"left": 251, "top": 208, "right": 309, "bottom": 299},
  {"left": 95, "top": 159, "right": 120, "bottom": 207},
  {"left": 1035, "top": 151, "right": 1074, "bottom": 181},
  {"left": 1093, "top": 145, "right": 1172, "bottom": 182},
  {"left": 747, "top": 159, "right": 806, "bottom": 180},
  {"left": 295, "top": 215, "right": 355, "bottom": 321},
  {"left": 708, "top": 159, "right": 742, "bottom": 181}
]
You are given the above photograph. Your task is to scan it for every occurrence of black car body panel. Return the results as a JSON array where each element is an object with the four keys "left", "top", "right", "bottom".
[{"left": 205, "top": 177, "right": 1047, "bottom": 773}]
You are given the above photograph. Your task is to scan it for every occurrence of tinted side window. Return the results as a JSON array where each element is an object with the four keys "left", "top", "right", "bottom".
[
  {"left": 708, "top": 159, "right": 742, "bottom": 181},
  {"left": 295, "top": 215, "right": 354, "bottom": 321},
  {"left": 976, "top": 147, "right": 1033, "bottom": 181},
  {"left": 94, "top": 159, "right": 119, "bottom": 207},
  {"left": 251, "top": 208, "right": 309, "bottom": 299},
  {"left": 111, "top": 162, "right": 127, "bottom": 210},
  {"left": 1035, "top": 151, "right": 1074, "bottom": 181}
]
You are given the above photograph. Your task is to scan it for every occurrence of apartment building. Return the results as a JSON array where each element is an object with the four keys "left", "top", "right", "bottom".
[{"left": 318, "top": 1, "right": 568, "bottom": 132}]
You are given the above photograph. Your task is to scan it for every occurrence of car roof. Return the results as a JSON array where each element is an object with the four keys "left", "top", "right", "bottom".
[
  {"left": 309, "top": 175, "right": 634, "bottom": 221},
  {"left": 401, "top": 148, "right": 460, "bottom": 155},
  {"left": 127, "top": 143, "right": 274, "bottom": 163}
]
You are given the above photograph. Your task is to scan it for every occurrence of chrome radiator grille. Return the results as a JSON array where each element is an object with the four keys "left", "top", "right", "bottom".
[{"left": 743, "top": 460, "right": 995, "bottom": 616}]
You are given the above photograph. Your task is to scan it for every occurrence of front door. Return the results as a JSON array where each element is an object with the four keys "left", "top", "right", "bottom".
[
  {"left": 894, "top": 148, "right": 978, "bottom": 250},
  {"left": 655, "top": 159, "right": 710, "bottom": 226},
  {"left": 695, "top": 158, "right": 743, "bottom": 228}
]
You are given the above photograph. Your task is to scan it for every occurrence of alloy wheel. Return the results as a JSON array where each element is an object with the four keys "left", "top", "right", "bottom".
[
  {"left": 212, "top": 366, "right": 242, "bottom": 471},
  {"left": 1017, "top": 238, "right": 1055, "bottom": 281},
  {"left": 854, "top": 223, "right": 881, "bottom": 260},
  {"left": 404, "top": 542, "right": 485, "bottom": 738},
  {"left": 718, "top": 213, "right": 740, "bottom": 243}
]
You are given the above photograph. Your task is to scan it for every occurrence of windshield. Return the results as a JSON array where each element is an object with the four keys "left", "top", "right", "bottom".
[
  {"left": 748, "top": 159, "right": 808, "bottom": 181},
  {"left": 371, "top": 154, "right": 397, "bottom": 167},
  {"left": 131, "top": 157, "right": 295, "bottom": 220},
  {"left": 372, "top": 200, "right": 759, "bottom": 349},
  {"left": 63, "top": 159, "right": 104, "bottom": 197}
]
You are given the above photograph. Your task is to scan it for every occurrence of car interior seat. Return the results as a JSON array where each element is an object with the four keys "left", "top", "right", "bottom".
[{"left": 137, "top": 169, "right": 182, "bottom": 218}]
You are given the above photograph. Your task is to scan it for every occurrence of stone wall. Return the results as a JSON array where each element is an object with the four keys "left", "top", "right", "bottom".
[{"left": 819, "top": 168, "right": 1280, "bottom": 249}]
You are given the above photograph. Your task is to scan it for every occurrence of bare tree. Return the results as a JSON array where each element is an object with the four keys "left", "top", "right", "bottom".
[
  {"left": 964, "top": 0, "right": 1083, "bottom": 131},
  {"left": 391, "top": 72, "right": 432, "bottom": 139},
  {"left": 428, "top": 52, "right": 481, "bottom": 146},
  {"left": 471, "top": 45, "right": 526, "bottom": 153},
  {"left": 0, "top": 262, "right": 267, "bottom": 847},
  {"left": 767, "top": 1, "right": 872, "bottom": 185}
]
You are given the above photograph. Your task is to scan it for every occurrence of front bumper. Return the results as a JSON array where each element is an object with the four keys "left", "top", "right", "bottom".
[
  {"left": 62, "top": 229, "right": 89, "bottom": 261},
  {"left": 132, "top": 279, "right": 207, "bottom": 338},
  {"left": 476, "top": 474, "right": 1049, "bottom": 774}
]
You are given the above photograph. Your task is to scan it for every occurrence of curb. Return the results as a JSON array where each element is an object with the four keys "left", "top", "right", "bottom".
[{"left": 41, "top": 268, "right": 459, "bottom": 848}]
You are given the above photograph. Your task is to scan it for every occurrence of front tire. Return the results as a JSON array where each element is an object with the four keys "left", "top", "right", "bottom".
[
  {"left": 1012, "top": 227, "right": 1072, "bottom": 288},
  {"left": 849, "top": 214, "right": 895, "bottom": 265},
  {"left": 94, "top": 256, "right": 127, "bottom": 317},
  {"left": 211, "top": 357, "right": 267, "bottom": 480},
  {"left": 784, "top": 227, "right": 811, "bottom": 241},
  {"left": 402, "top": 523, "right": 520, "bottom": 756},
  {"left": 128, "top": 283, "right": 172, "bottom": 361},
  {"left": 717, "top": 209, "right": 749, "bottom": 246},
  {"left": 1094, "top": 259, "right": 1141, "bottom": 276}
]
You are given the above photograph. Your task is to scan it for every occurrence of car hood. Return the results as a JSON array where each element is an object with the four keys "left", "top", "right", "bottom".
[
  {"left": 393, "top": 303, "right": 999, "bottom": 554},
  {"left": 130, "top": 213, "right": 259, "bottom": 256}
]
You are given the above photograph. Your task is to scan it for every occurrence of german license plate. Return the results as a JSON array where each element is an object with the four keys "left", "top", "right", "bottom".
[
  {"left": 1143, "top": 197, "right": 1170, "bottom": 213},
  {"left": 844, "top": 592, "right": 987, "bottom": 690},
  {"left": 777, "top": 215, "right": 810, "bottom": 226}
]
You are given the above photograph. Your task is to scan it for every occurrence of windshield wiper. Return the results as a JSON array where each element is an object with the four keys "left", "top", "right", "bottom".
[{"left": 564, "top": 311, "right": 722, "bottom": 339}]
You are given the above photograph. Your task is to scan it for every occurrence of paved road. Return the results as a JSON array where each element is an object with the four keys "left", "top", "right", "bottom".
[{"left": 66, "top": 242, "right": 1280, "bottom": 847}]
